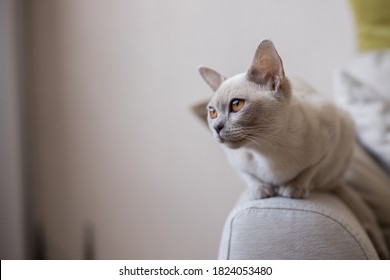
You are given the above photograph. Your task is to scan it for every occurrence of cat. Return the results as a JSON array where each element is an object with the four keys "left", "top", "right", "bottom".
[
  {"left": 198, "top": 39, "right": 389, "bottom": 259},
  {"left": 199, "top": 39, "right": 355, "bottom": 199}
]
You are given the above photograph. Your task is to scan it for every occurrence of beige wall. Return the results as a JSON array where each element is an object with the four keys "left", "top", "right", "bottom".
[{"left": 26, "top": 0, "right": 355, "bottom": 259}]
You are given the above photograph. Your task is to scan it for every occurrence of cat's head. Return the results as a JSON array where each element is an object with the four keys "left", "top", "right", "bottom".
[{"left": 198, "top": 40, "right": 291, "bottom": 149}]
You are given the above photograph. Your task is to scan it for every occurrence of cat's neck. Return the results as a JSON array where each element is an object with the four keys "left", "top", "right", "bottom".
[{"left": 242, "top": 92, "right": 324, "bottom": 165}]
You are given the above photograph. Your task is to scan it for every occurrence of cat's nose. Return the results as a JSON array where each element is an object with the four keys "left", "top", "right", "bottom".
[{"left": 214, "top": 124, "right": 224, "bottom": 134}]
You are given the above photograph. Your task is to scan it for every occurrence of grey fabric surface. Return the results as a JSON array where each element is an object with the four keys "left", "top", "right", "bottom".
[{"left": 218, "top": 192, "right": 379, "bottom": 259}]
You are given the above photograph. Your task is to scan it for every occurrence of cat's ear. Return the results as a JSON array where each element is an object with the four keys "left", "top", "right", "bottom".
[
  {"left": 247, "top": 40, "right": 285, "bottom": 91},
  {"left": 198, "top": 66, "right": 226, "bottom": 92}
]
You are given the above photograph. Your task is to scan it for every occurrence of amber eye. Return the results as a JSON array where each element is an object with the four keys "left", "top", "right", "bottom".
[
  {"left": 230, "top": 99, "right": 245, "bottom": 112},
  {"left": 209, "top": 107, "right": 218, "bottom": 119}
]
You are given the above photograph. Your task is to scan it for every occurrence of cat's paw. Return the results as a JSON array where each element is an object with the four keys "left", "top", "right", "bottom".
[
  {"left": 248, "top": 183, "right": 276, "bottom": 199},
  {"left": 277, "top": 184, "right": 309, "bottom": 199}
]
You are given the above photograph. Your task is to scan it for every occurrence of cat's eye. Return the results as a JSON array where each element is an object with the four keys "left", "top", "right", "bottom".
[
  {"left": 230, "top": 99, "right": 245, "bottom": 112},
  {"left": 209, "top": 107, "right": 218, "bottom": 119}
]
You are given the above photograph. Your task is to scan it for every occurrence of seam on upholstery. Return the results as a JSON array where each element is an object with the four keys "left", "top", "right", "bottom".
[{"left": 227, "top": 206, "right": 370, "bottom": 259}]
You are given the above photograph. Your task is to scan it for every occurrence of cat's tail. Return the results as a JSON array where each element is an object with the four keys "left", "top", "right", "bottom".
[{"left": 334, "top": 184, "right": 389, "bottom": 259}]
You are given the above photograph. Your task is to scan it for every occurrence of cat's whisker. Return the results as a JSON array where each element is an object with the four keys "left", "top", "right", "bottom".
[
  {"left": 245, "top": 125, "right": 286, "bottom": 132},
  {"left": 245, "top": 133, "right": 285, "bottom": 147},
  {"left": 246, "top": 135, "right": 275, "bottom": 147},
  {"left": 222, "top": 127, "right": 288, "bottom": 148},
  {"left": 245, "top": 136, "right": 262, "bottom": 149}
]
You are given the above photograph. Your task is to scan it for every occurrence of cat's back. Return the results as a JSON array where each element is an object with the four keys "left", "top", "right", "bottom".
[
  {"left": 289, "top": 77, "right": 317, "bottom": 98},
  {"left": 289, "top": 77, "right": 346, "bottom": 118}
]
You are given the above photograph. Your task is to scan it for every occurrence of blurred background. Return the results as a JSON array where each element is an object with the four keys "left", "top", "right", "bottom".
[{"left": 1, "top": 0, "right": 356, "bottom": 259}]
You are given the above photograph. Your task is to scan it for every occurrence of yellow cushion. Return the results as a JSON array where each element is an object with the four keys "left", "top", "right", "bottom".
[{"left": 350, "top": 0, "right": 390, "bottom": 51}]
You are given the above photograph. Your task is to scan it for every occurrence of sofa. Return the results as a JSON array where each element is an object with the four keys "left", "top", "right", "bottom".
[{"left": 218, "top": 192, "right": 379, "bottom": 259}]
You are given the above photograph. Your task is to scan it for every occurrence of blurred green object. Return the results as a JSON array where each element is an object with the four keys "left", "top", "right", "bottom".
[{"left": 350, "top": 0, "right": 390, "bottom": 51}]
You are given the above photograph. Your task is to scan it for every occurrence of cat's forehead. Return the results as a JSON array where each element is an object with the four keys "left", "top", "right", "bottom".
[
  {"left": 219, "top": 73, "right": 248, "bottom": 92},
  {"left": 210, "top": 73, "right": 254, "bottom": 105}
]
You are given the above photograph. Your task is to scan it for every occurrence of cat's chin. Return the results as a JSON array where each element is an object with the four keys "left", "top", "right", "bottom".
[
  {"left": 220, "top": 139, "right": 245, "bottom": 149},
  {"left": 224, "top": 142, "right": 242, "bottom": 149},
  {"left": 215, "top": 135, "right": 245, "bottom": 149}
]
